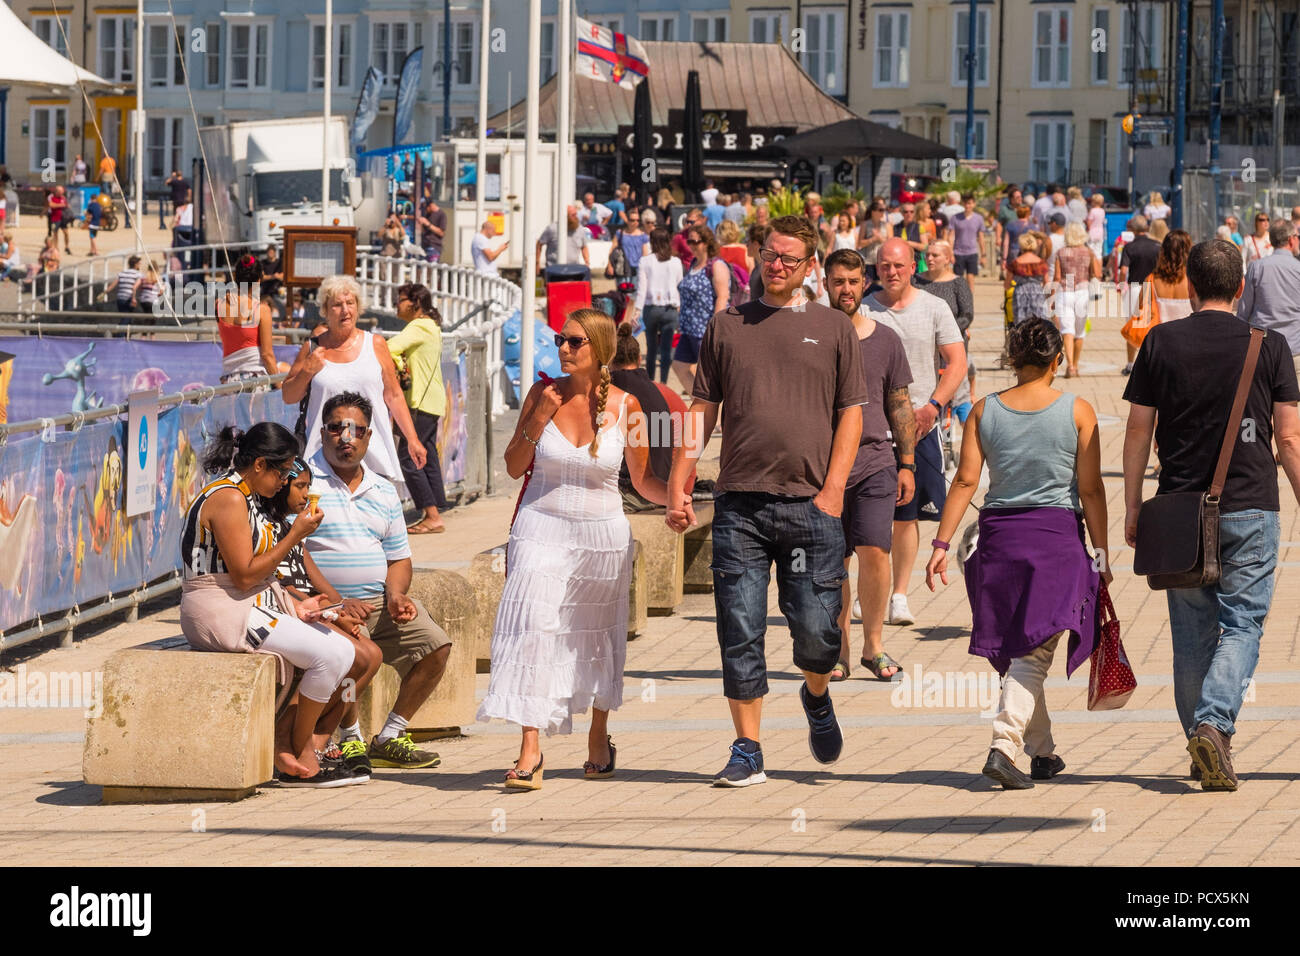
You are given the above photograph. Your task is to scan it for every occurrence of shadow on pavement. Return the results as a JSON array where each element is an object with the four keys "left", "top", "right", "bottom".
[
  {"left": 35, "top": 781, "right": 101, "bottom": 807},
  {"left": 842, "top": 814, "right": 1090, "bottom": 833}
]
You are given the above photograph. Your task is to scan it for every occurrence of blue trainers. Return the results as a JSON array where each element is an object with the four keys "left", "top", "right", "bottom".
[
  {"left": 712, "top": 738, "right": 767, "bottom": 788},
  {"left": 801, "top": 683, "right": 843, "bottom": 764}
]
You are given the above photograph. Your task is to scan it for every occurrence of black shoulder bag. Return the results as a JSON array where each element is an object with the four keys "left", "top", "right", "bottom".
[{"left": 1133, "top": 327, "right": 1264, "bottom": 590}]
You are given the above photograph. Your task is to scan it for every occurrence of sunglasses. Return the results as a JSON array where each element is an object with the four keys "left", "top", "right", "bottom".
[
  {"left": 266, "top": 460, "right": 297, "bottom": 478},
  {"left": 555, "top": 333, "right": 589, "bottom": 350},
  {"left": 324, "top": 421, "right": 371, "bottom": 438}
]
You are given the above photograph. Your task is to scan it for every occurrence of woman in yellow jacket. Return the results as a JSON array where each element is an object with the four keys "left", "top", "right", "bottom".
[{"left": 388, "top": 282, "right": 448, "bottom": 533}]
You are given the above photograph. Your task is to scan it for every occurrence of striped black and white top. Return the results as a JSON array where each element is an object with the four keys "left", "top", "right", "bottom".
[
  {"left": 181, "top": 470, "right": 279, "bottom": 608},
  {"left": 114, "top": 268, "right": 140, "bottom": 301}
]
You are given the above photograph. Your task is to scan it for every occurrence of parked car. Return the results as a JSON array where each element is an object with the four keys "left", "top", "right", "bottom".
[{"left": 1083, "top": 184, "right": 1131, "bottom": 210}]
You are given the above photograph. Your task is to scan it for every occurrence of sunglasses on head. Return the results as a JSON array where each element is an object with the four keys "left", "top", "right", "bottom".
[
  {"left": 325, "top": 421, "right": 371, "bottom": 438},
  {"left": 555, "top": 333, "right": 589, "bottom": 350}
]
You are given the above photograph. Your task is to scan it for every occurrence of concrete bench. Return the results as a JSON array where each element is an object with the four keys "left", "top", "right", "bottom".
[
  {"left": 83, "top": 568, "right": 477, "bottom": 802},
  {"left": 683, "top": 500, "right": 714, "bottom": 593},
  {"left": 84, "top": 636, "right": 276, "bottom": 804},
  {"left": 626, "top": 512, "right": 684, "bottom": 614}
]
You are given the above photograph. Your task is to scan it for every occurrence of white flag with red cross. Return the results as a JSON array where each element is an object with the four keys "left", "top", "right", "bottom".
[{"left": 575, "top": 17, "right": 649, "bottom": 89}]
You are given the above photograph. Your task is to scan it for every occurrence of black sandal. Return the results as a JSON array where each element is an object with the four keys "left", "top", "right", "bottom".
[{"left": 583, "top": 736, "right": 617, "bottom": 779}]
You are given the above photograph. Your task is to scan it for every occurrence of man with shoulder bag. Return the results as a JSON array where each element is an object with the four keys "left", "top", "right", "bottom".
[{"left": 1122, "top": 238, "right": 1300, "bottom": 792}]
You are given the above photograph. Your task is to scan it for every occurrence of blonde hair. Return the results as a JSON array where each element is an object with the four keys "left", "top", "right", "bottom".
[
  {"left": 1150, "top": 219, "right": 1170, "bottom": 241},
  {"left": 568, "top": 308, "right": 617, "bottom": 459},
  {"left": 1064, "top": 222, "right": 1087, "bottom": 247},
  {"left": 1018, "top": 233, "right": 1039, "bottom": 255},
  {"left": 716, "top": 219, "right": 742, "bottom": 245},
  {"left": 1067, "top": 186, "right": 1083, "bottom": 200},
  {"left": 319, "top": 273, "right": 362, "bottom": 311},
  {"left": 928, "top": 239, "right": 953, "bottom": 260}
]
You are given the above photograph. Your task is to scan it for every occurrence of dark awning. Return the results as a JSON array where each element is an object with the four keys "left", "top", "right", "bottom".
[{"left": 761, "top": 118, "right": 958, "bottom": 162}]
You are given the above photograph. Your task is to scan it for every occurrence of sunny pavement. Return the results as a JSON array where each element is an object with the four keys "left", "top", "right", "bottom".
[{"left": 2, "top": 276, "right": 1299, "bottom": 866}]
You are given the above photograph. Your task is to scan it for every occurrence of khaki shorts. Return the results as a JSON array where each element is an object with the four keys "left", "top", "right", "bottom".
[{"left": 360, "top": 596, "right": 451, "bottom": 678}]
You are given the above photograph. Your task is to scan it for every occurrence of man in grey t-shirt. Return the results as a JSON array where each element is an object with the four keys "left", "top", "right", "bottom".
[
  {"left": 535, "top": 205, "right": 591, "bottom": 273},
  {"left": 862, "top": 238, "right": 966, "bottom": 627}
]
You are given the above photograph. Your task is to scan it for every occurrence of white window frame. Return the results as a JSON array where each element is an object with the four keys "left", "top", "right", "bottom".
[
  {"left": 640, "top": 14, "right": 676, "bottom": 42},
  {"left": 539, "top": 17, "right": 556, "bottom": 81},
  {"left": 309, "top": 18, "right": 356, "bottom": 91},
  {"left": 433, "top": 17, "right": 478, "bottom": 90},
  {"left": 370, "top": 16, "right": 424, "bottom": 88},
  {"left": 952, "top": 8, "right": 990, "bottom": 87},
  {"left": 32, "top": 16, "right": 70, "bottom": 58},
  {"left": 801, "top": 8, "right": 845, "bottom": 95},
  {"left": 750, "top": 11, "right": 789, "bottom": 43},
  {"left": 1119, "top": 3, "right": 1163, "bottom": 88},
  {"left": 874, "top": 11, "right": 910, "bottom": 88},
  {"left": 204, "top": 21, "right": 222, "bottom": 88},
  {"left": 691, "top": 13, "right": 729, "bottom": 42},
  {"left": 1030, "top": 119, "right": 1073, "bottom": 182},
  {"left": 146, "top": 114, "right": 186, "bottom": 186},
  {"left": 30, "top": 105, "right": 69, "bottom": 174},
  {"left": 147, "top": 20, "right": 188, "bottom": 90},
  {"left": 951, "top": 116, "right": 989, "bottom": 158},
  {"left": 1091, "top": 7, "right": 1110, "bottom": 85},
  {"left": 97, "top": 15, "right": 135, "bottom": 83},
  {"left": 226, "top": 19, "right": 272, "bottom": 92},
  {"left": 592, "top": 17, "right": 623, "bottom": 35},
  {"left": 1033, "top": 8, "right": 1071, "bottom": 88}
]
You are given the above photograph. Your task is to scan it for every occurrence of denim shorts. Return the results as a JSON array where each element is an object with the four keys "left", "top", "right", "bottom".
[{"left": 711, "top": 492, "right": 848, "bottom": 699}]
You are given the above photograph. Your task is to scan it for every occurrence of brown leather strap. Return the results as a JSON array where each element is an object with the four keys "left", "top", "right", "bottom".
[{"left": 1210, "top": 327, "right": 1265, "bottom": 499}]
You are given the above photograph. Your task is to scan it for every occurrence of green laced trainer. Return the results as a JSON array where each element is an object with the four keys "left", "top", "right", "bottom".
[
  {"left": 368, "top": 732, "right": 441, "bottom": 769},
  {"left": 339, "top": 738, "right": 373, "bottom": 777}
]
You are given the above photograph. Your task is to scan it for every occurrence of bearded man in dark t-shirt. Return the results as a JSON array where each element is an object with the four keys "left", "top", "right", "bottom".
[
  {"left": 1123, "top": 237, "right": 1300, "bottom": 792},
  {"left": 666, "top": 215, "right": 868, "bottom": 788}
]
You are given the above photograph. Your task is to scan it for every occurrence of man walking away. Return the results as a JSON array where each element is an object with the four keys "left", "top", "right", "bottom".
[
  {"left": 824, "top": 248, "right": 916, "bottom": 682},
  {"left": 1123, "top": 238, "right": 1300, "bottom": 791},
  {"left": 470, "top": 220, "right": 508, "bottom": 277},
  {"left": 863, "top": 238, "right": 967, "bottom": 626},
  {"left": 1119, "top": 214, "right": 1161, "bottom": 375},
  {"left": 666, "top": 216, "right": 867, "bottom": 787}
]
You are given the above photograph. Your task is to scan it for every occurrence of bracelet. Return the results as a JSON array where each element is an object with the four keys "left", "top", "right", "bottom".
[
  {"left": 928, "top": 398, "right": 943, "bottom": 413},
  {"left": 931, "top": 539, "right": 951, "bottom": 551},
  {"left": 521, "top": 428, "right": 540, "bottom": 447}
]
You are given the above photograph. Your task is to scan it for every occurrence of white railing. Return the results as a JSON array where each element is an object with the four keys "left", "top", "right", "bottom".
[{"left": 14, "top": 240, "right": 264, "bottom": 316}]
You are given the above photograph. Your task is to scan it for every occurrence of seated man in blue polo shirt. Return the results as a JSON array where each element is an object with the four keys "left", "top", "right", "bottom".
[{"left": 306, "top": 390, "right": 451, "bottom": 770}]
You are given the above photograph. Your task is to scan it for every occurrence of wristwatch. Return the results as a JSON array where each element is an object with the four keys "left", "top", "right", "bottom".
[{"left": 899, "top": 462, "right": 916, "bottom": 472}]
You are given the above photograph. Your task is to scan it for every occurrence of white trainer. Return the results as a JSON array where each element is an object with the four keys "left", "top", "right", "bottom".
[
  {"left": 888, "top": 594, "right": 915, "bottom": 626},
  {"left": 852, "top": 598, "right": 861, "bottom": 620}
]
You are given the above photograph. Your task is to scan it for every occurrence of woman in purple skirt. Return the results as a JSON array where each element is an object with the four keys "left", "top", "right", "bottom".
[{"left": 925, "top": 319, "right": 1111, "bottom": 789}]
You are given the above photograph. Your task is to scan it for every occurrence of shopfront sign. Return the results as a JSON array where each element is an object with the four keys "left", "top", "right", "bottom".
[{"left": 618, "top": 110, "right": 796, "bottom": 154}]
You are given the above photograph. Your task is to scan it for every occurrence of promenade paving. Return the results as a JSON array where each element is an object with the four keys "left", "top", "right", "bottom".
[{"left": 3, "top": 276, "right": 1299, "bottom": 866}]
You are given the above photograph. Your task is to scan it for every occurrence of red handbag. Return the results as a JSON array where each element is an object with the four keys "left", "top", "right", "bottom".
[{"left": 1087, "top": 580, "right": 1136, "bottom": 710}]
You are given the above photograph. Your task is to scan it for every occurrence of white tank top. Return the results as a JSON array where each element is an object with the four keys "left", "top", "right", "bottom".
[{"left": 302, "top": 331, "right": 403, "bottom": 490}]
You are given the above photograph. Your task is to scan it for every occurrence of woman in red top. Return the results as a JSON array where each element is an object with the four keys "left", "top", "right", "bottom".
[
  {"left": 715, "top": 220, "right": 752, "bottom": 275},
  {"left": 218, "top": 254, "right": 278, "bottom": 384}
]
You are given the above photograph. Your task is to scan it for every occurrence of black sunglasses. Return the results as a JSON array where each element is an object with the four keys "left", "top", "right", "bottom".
[{"left": 555, "top": 333, "right": 589, "bottom": 350}]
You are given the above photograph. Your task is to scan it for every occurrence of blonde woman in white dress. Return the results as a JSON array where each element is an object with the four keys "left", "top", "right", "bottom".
[{"left": 480, "top": 308, "right": 669, "bottom": 790}]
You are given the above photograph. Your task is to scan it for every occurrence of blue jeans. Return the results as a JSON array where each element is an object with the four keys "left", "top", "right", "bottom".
[
  {"left": 711, "top": 493, "right": 847, "bottom": 699},
  {"left": 1166, "top": 509, "right": 1279, "bottom": 739},
  {"left": 642, "top": 305, "right": 678, "bottom": 383}
]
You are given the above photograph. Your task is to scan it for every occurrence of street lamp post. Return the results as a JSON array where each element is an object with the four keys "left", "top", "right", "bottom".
[
  {"left": 322, "top": 0, "right": 332, "bottom": 226},
  {"left": 964, "top": 0, "right": 976, "bottom": 160},
  {"left": 134, "top": 0, "right": 143, "bottom": 251}
]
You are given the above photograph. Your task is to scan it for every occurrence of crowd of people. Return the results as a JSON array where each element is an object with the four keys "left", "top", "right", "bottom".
[{"left": 148, "top": 163, "right": 1300, "bottom": 798}]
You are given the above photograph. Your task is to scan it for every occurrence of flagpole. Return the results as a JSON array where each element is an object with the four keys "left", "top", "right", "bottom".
[
  {"left": 522, "top": 0, "right": 542, "bottom": 393},
  {"left": 474, "top": 0, "right": 489, "bottom": 233},
  {"left": 322, "top": 0, "right": 333, "bottom": 226},
  {"left": 555, "top": 0, "right": 572, "bottom": 264}
]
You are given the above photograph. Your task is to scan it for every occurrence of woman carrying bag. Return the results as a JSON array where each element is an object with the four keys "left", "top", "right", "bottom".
[{"left": 926, "top": 319, "right": 1111, "bottom": 790}]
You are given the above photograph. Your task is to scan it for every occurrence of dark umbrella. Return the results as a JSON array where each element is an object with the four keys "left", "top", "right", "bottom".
[
  {"left": 681, "top": 70, "right": 704, "bottom": 197},
  {"left": 763, "top": 118, "right": 957, "bottom": 162},
  {"left": 632, "top": 79, "right": 658, "bottom": 208}
]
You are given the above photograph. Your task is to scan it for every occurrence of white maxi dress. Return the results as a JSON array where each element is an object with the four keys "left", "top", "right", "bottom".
[{"left": 478, "top": 393, "right": 635, "bottom": 735}]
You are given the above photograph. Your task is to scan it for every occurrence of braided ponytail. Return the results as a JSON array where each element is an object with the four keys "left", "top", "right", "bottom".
[{"left": 590, "top": 364, "right": 611, "bottom": 458}]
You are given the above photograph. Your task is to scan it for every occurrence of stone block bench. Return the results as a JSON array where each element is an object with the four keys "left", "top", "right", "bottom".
[{"left": 83, "top": 568, "right": 477, "bottom": 803}]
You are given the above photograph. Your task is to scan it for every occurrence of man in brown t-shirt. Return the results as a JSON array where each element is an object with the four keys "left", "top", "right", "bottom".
[{"left": 667, "top": 215, "right": 868, "bottom": 787}]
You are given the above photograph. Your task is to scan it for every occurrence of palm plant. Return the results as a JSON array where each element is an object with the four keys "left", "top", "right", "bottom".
[
  {"left": 821, "top": 183, "right": 867, "bottom": 218},
  {"left": 765, "top": 185, "right": 809, "bottom": 218},
  {"left": 927, "top": 168, "right": 1002, "bottom": 208}
]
